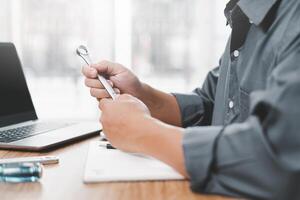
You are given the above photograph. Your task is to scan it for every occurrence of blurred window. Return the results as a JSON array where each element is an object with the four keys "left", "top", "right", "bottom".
[{"left": 0, "top": 0, "right": 230, "bottom": 119}]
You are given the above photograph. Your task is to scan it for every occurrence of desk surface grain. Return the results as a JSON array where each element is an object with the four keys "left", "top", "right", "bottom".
[{"left": 0, "top": 137, "right": 232, "bottom": 200}]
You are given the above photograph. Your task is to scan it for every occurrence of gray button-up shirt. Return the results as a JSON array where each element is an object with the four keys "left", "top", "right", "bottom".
[{"left": 173, "top": 0, "right": 300, "bottom": 199}]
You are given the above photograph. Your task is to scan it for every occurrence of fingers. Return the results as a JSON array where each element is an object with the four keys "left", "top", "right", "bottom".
[
  {"left": 82, "top": 66, "right": 98, "bottom": 78},
  {"left": 90, "top": 88, "right": 121, "bottom": 99},
  {"left": 117, "top": 94, "right": 132, "bottom": 100},
  {"left": 90, "top": 88, "right": 111, "bottom": 99},
  {"left": 82, "top": 60, "right": 123, "bottom": 79},
  {"left": 85, "top": 78, "right": 114, "bottom": 89},
  {"left": 82, "top": 60, "right": 124, "bottom": 101},
  {"left": 85, "top": 78, "right": 102, "bottom": 88},
  {"left": 91, "top": 60, "right": 115, "bottom": 75}
]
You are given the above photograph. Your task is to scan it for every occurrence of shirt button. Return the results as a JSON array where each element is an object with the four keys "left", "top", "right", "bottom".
[
  {"left": 233, "top": 50, "right": 239, "bottom": 58},
  {"left": 229, "top": 101, "right": 234, "bottom": 109}
]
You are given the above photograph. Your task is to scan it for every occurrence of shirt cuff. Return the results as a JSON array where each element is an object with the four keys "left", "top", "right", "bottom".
[
  {"left": 172, "top": 93, "right": 205, "bottom": 127},
  {"left": 182, "top": 126, "right": 223, "bottom": 192}
]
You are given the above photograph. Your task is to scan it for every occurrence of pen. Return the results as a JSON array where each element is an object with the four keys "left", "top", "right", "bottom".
[
  {"left": 106, "top": 144, "right": 116, "bottom": 149},
  {"left": 99, "top": 133, "right": 108, "bottom": 141},
  {"left": 99, "top": 143, "right": 116, "bottom": 150},
  {"left": 0, "top": 156, "right": 59, "bottom": 165}
]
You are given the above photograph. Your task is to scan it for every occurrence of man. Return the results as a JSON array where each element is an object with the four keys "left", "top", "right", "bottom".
[{"left": 82, "top": 0, "right": 300, "bottom": 199}]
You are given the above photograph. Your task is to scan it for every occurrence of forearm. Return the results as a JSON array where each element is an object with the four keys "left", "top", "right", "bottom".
[
  {"left": 138, "top": 83, "right": 182, "bottom": 127},
  {"left": 137, "top": 117, "right": 189, "bottom": 178}
]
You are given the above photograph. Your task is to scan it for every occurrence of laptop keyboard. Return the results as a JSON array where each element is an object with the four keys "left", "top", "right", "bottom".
[{"left": 0, "top": 123, "right": 71, "bottom": 143}]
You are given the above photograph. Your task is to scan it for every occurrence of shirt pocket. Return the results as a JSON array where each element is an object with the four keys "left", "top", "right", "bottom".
[{"left": 239, "top": 87, "right": 251, "bottom": 122}]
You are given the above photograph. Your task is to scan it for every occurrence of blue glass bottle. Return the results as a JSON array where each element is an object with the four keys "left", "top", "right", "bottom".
[{"left": 0, "top": 162, "right": 43, "bottom": 183}]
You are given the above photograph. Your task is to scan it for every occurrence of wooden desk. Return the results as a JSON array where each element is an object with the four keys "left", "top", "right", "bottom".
[{"left": 0, "top": 137, "right": 231, "bottom": 200}]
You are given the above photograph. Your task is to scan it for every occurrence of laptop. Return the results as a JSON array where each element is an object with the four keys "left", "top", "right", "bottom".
[{"left": 0, "top": 43, "right": 101, "bottom": 151}]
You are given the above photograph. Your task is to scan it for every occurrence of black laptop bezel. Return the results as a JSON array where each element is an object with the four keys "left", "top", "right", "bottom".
[
  {"left": 0, "top": 43, "right": 38, "bottom": 128},
  {"left": 0, "top": 111, "right": 37, "bottom": 128}
]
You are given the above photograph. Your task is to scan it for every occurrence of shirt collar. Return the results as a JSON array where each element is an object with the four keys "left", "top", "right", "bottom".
[
  {"left": 224, "top": 0, "right": 238, "bottom": 27},
  {"left": 237, "top": 0, "right": 277, "bottom": 25}
]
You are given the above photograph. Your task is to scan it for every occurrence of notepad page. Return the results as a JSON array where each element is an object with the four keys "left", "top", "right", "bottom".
[{"left": 83, "top": 141, "right": 184, "bottom": 183}]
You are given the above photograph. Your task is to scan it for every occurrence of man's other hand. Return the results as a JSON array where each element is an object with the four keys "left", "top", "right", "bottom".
[{"left": 99, "top": 94, "right": 152, "bottom": 153}]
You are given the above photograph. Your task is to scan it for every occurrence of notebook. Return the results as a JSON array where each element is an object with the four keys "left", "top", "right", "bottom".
[{"left": 83, "top": 141, "right": 185, "bottom": 183}]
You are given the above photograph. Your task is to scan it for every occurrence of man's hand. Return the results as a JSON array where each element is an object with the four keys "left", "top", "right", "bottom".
[
  {"left": 99, "top": 94, "right": 152, "bottom": 152},
  {"left": 82, "top": 60, "right": 144, "bottom": 100},
  {"left": 99, "top": 94, "right": 188, "bottom": 177},
  {"left": 81, "top": 59, "right": 182, "bottom": 126}
]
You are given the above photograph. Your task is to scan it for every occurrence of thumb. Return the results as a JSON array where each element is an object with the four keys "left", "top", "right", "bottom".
[{"left": 91, "top": 60, "right": 118, "bottom": 76}]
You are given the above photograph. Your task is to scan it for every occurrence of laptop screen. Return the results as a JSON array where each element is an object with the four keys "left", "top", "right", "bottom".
[{"left": 0, "top": 43, "right": 37, "bottom": 127}]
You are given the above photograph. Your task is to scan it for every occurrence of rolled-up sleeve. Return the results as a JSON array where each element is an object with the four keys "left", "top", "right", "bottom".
[
  {"left": 182, "top": 47, "right": 300, "bottom": 199},
  {"left": 173, "top": 67, "right": 220, "bottom": 127},
  {"left": 183, "top": 126, "right": 223, "bottom": 189}
]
